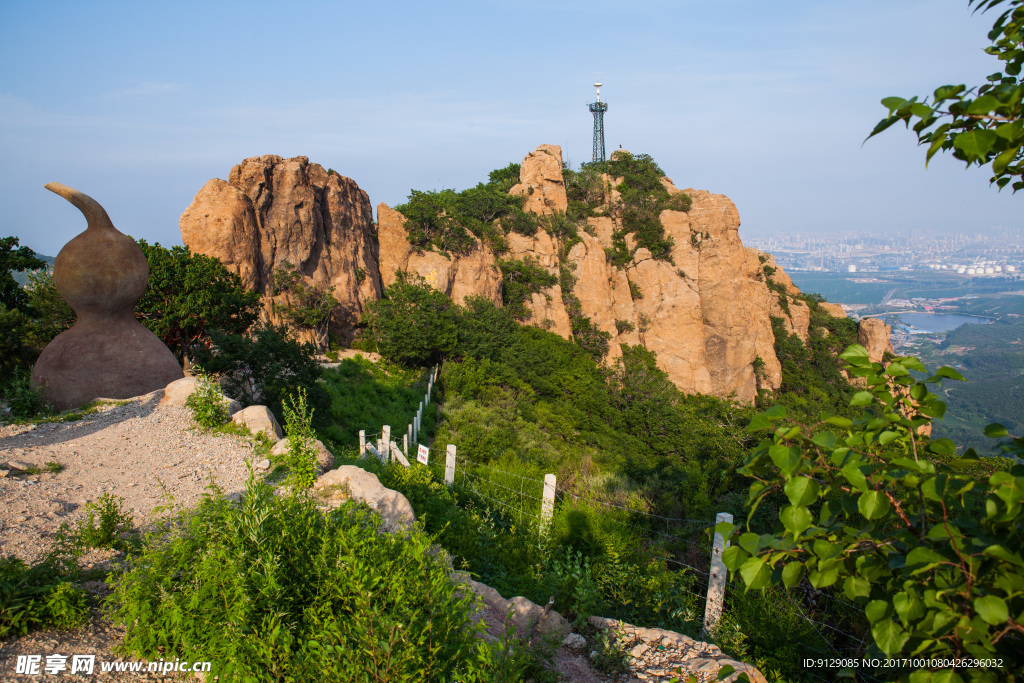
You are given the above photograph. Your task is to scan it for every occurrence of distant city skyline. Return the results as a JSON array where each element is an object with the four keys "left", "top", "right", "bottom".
[{"left": 2, "top": 0, "right": 1021, "bottom": 257}]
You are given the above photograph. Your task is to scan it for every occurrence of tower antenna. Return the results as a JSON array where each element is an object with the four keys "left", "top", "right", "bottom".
[{"left": 587, "top": 82, "right": 608, "bottom": 164}]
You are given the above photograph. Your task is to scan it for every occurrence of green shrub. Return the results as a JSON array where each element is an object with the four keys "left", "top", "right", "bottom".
[
  {"left": 0, "top": 557, "right": 89, "bottom": 638},
  {"left": 107, "top": 478, "right": 537, "bottom": 682},
  {"left": 194, "top": 321, "right": 330, "bottom": 428},
  {"left": 2, "top": 367, "right": 53, "bottom": 418},
  {"left": 282, "top": 387, "right": 318, "bottom": 488},
  {"left": 498, "top": 257, "right": 558, "bottom": 320},
  {"left": 185, "top": 369, "right": 229, "bottom": 429}
]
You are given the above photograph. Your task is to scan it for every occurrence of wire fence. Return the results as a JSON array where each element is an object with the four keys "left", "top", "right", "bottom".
[{"left": 352, "top": 365, "right": 874, "bottom": 676}]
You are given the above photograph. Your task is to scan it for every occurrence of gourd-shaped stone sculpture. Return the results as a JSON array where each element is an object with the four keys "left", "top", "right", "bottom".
[{"left": 31, "top": 183, "right": 183, "bottom": 409}]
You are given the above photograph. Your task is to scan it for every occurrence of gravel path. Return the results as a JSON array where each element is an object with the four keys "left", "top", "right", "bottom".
[{"left": 0, "top": 389, "right": 257, "bottom": 681}]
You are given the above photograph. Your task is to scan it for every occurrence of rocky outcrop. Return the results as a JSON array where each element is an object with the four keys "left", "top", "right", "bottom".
[
  {"left": 179, "top": 146, "right": 877, "bottom": 405},
  {"left": 376, "top": 203, "right": 503, "bottom": 305},
  {"left": 231, "top": 405, "right": 283, "bottom": 440},
  {"left": 509, "top": 144, "right": 568, "bottom": 215},
  {"left": 314, "top": 465, "right": 416, "bottom": 531},
  {"left": 858, "top": 317, "right": 895, "bottom": 364},
  {"left": 180, "top": 155, "right": 381, "bottom": 344},
  {"left": 821, "top": 301, "right": 847, "bottom": 318}
]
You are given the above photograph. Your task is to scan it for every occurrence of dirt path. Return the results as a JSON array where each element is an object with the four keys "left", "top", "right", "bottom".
[{"left": 0, "top": 391, "right": 256, "bottom": 681}]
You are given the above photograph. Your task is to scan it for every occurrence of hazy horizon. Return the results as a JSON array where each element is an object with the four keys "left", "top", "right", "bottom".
[{"left": 3, "top": 0, "right": 1021, "bottom": 257}]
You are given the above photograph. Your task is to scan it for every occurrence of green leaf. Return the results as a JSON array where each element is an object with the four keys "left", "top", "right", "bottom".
[
  {"left": 881, "top": 96, "right": 909, "bottom": 112},
  {"left": 813, "top": 539, "right": 843, "bottom": 561},
  {"left": 973, "top": 595, "right": 1008, "bottom": 625},
  {"left": 769, "top": 444, "right": 803, "bottom": 478},
  {"left": 935, "top": 367, "right": 965, "bottom": 381},
  {"left": 780, "top": 505, "right": 814, "bottom": 536},
  {"left": 878, "top": 430, "right": 901, "bottom": 446},
  {"left": 738, "top": 533, "right": 762, "bottom": 554},
  {"left": 824, "top": 416, "right": 853, "bottom": 430},
  {"left": 865, "top": 600, "right": 892, "bottom": 624},
  {"left": 885, "top": 362, "right": 909, "bottom": 377},
  {"left": 906, "top": 546, "right": 946, "bottom": 573},
  {"left": 746, "top": 413, "right": 771, "bottom": 433},
  {"left": 966, "top": 94, "right": 1000, "bottom": 115},
  {"left": 810, "top": 431, "right": 837, "bottom": 449},
  {"left": 872, "top": 619, "right": 910, "bottom": 656},
  {"left": 739, "top": 556, "right": 773, "bottom": 590},
  {"left": 809, "top": 559, "right": 840, "bottom": 588},
  {"left": 858, "top": 491, "right": 890, "bottom": 520},
  {"left": 954, "top": 130, "right": 998, "bottom": 160},
  {"left": 843, "top": 575, "right": 871, "bottom": 600},
  {"left": 992, "top": 146, "right": 1018, "bottom": 175},
  {"left": 782, "top": 561, "right": 805, "bottom": 588},
  {"left": 893, "top": 591, "right": 925, "bottom": 624},
  {"left": 984, "top": 423, "right": 1009, "bottom": 438},
  {"left": 850, "top": 391, "right": 875, "bottom": 407},
  {"left": 901, "top": 357, "right": 927, "bottom": 372},
  {"left": 785, "top": 477, "right": 820, "bottom": 507},
  {"left": 983, "top": 544, "right": 1024, "bottom": 567},
  {"left": 842, "top": 464, "right": 870, "bottom": 492},
  {"left": 928, "top": 439, "right": 956, "bottom": 455},
  {"left": 721, "top": 545, "right": 749, "bottom": 571}
]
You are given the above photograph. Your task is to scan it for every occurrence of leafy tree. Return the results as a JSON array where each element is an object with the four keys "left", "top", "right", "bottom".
[
  {"left": 0, "top": 236, "right": 46, "bottom": 314},
  {"left": 361, "top": 272, "right": 459, "bottom": 367},
  {"left": 271, "top": 260, "right": 339, "bottom": 351},
  {"left": 134, "top": 241, "right": 261, "bottom": 361},
  {"left": 723, "top": 346, "right": 1023, "bottom": 678},
  {"left": 192, "top": 322, "right": 330, "bottom": 428},
  {"left": 869, "top": 0, "right": 1024, "bottom": 191},
  {"left": 23, "top": 270, "right": 75, "bottom": 349},
  {"left": 0, "top": 237, "right": 46, "bottom": 383}
]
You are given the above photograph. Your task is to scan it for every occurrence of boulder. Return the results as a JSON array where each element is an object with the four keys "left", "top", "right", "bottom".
[
  {"left": 231, "top": 405, "right": 283, "bottom": 440},
  {"left": 160, "top": 377, "right": 242, "bottom": 415},
  {"left": 509, "top": 144, "right": 568, "bottom": 215},
  {"left": 858, "top": 317, "right": 895, "bottom": 364},
  {"left": 314, "top": 465, "right": 415, "bottom": 531},
  {"left": 820, "top": 301, "right": 847, "bottom": 318},
  {"left": 271, "top": 437, "right": 335, "bottom": 473},
  {"left": 180, "top": 156, "right": 382, "bottom": 346}
]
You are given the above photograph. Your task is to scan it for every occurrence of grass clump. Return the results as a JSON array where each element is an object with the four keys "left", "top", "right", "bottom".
[{"left": 106, "top": 477, "right": 548, "bottom": 682}]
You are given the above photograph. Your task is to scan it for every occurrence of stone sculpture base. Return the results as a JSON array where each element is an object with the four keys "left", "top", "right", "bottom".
[{"left": 32, "top": 314, "right": 183, "bottom": 410}]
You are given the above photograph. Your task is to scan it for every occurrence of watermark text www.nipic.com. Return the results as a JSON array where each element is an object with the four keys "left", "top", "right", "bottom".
[{"left": 15, "top": 654, "right": 213, "bottom": 676}]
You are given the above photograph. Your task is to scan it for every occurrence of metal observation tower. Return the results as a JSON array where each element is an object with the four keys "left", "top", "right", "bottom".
[{"left": 587, "top": 82, "right": 608, "bottom": 164}]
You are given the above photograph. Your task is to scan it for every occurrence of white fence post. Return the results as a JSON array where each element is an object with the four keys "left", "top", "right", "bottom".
[
  {"left": 359, "top": 430, "right": 366, "bottom": 457},
  {"left": 403, "top": 433, "right": 408, "bottom": 456},
  {"left": 540, "top": 474, "right": 556, "bottom": 534},
  {"left": 382, "top": 425, "right": 391, "bottom": 462},
  {"left": 445, "top": 444, "right": 456, "bottom": 486},
  {"left": 407, "top": 424, "right": 413, "bottom": 454},
  {"left": 704, "top": 512, "right": 733, "bottom": 634}
]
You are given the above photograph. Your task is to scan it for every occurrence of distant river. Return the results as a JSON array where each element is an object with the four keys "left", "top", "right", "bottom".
[{"left": 898, "top": 312, "right": 994, "bottom": 333}]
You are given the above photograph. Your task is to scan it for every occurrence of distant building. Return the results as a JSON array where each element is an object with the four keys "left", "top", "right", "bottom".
[{"left": 848, "top": 264, "right": 857, "bottom": 273}]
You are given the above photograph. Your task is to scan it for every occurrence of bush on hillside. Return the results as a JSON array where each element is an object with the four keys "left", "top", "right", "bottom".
[{"left": 106, "top": 478, "right": 544, "bottom": 682}]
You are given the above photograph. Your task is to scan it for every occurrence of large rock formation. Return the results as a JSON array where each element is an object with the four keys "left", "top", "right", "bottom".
[
  {"left": 33, "top": 183, "right": 183, "bottom": 410},
  {"left": 180, "top": 155, "right": 381, "bottom": 344},
  {"left": 858, "top": 317, "right": 895, "bottom": 364},
  {"left": 180, "top": 146, "right": 876, "bottom": 405}
]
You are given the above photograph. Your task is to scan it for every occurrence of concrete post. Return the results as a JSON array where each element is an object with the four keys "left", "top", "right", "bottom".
[
  {"left": 703, "top": 512, "right": 733, "bottom": 634},
  {"left": 541, "top": 474, "right": 556, "bottom": 534},
  {"left": 403, "top": 433, "right": 408, "bottom": 456},
  {"left": 359, "top": 430, "right": 365, "bottom": 457},
  {"left": 382, "top": 425, "right": 391, "bottom": 462},
  {"left": 445, "top": 444, "right": 456, "bottom": 486}
]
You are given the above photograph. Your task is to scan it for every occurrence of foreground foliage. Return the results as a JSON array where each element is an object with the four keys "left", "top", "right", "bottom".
[
  {"left": 870, "top": 0, "right": 1024, "bottom": 191},
  {"left": 107, "top": 478, "right": 546, "bottom": 682},
  {"left": 724, "top": 345, "right": 1023, "bottom": 680}
]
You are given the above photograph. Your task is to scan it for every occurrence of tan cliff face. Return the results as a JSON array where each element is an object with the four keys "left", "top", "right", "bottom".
[
  {"left": 180, "top": 155, "right": 381, "bottom": 344},
  {"left": 180, "top": 146, "right": 882, "bottom": 405},
  {"left": 376, "top": 203, "right": 504, "bottom": 306}
]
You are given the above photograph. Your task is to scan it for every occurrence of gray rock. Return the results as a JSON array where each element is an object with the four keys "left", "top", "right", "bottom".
[
  {"left": 231, "top": 406, "right": 283, "bottom": 440},
  {"left": 162, "top": 376, "right": 242, "bottom": 415},
  {"left": 254, "top": 459, "right": 271, "bottom": 471},
  {"left": 5, "top": 461, "right": 34, "bottom": 472},
  {"left": 314, "top": 465, "right": 415, "bottom": 531},
  {"left": 562, "top": 632, "right": 587, "bottom": 650}
]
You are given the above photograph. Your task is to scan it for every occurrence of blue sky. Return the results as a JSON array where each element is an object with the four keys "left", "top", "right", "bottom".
[{"left": 2, "top": 0, "right": 1020, "bottom": 257}]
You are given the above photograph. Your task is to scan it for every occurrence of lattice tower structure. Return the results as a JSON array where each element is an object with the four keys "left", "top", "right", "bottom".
[{"left": 588, "top": 82, "right": 608, "bottom": 164}]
